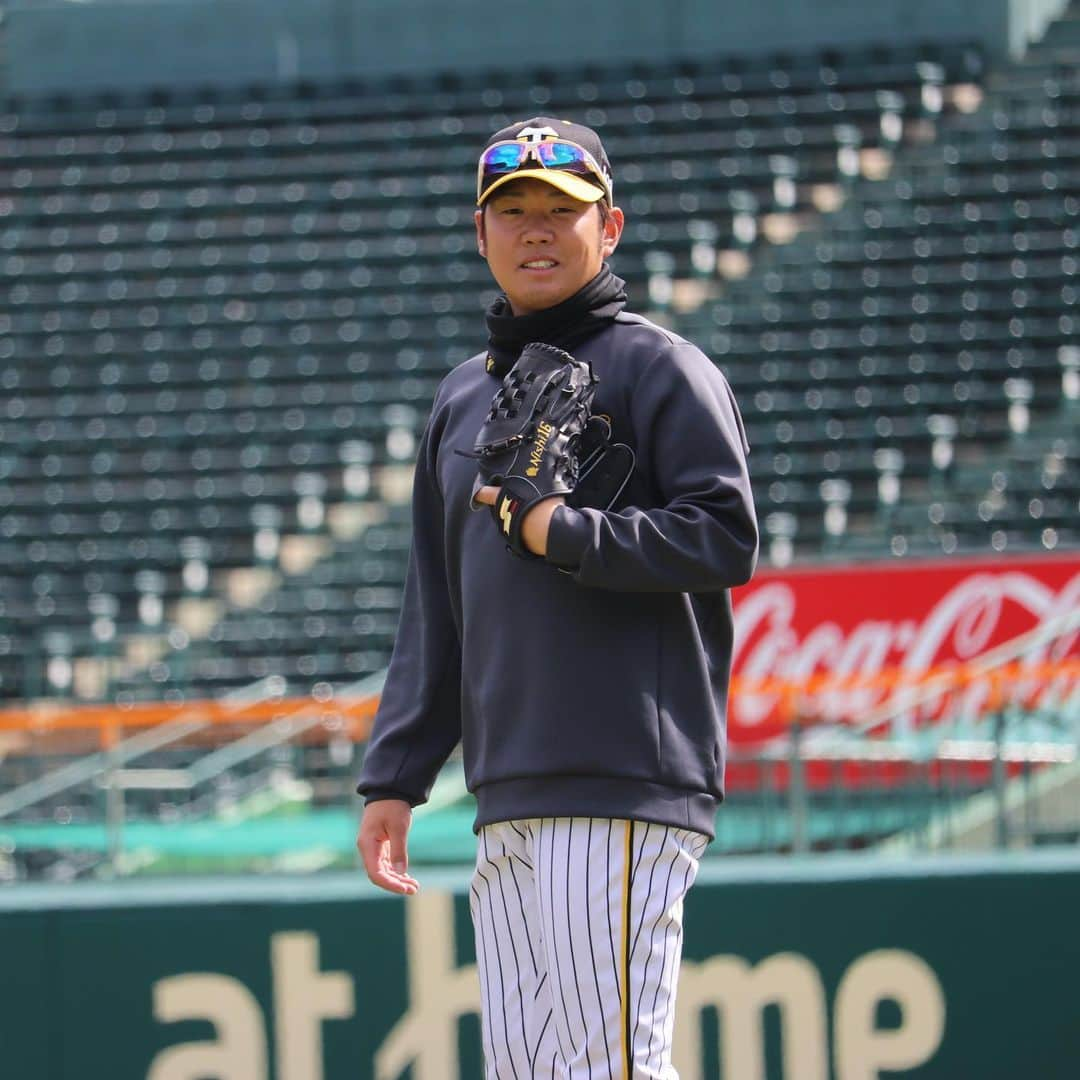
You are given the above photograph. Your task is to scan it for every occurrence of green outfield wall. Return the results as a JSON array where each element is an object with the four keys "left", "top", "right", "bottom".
[
  {"left": 1, "top": 0, "right": 1069, "bottom": 98},
  {"left": 2, "top": 850, "right": 1078, "bottom": 1079}
]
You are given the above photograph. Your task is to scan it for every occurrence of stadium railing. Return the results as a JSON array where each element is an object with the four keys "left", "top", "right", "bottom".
[{"left": 0, "top": 608, "right": 1076, "bottom": 879}]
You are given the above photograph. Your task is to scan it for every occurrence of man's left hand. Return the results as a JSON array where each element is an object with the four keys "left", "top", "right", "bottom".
[{"left": 473, "top": 487, "right": 564, "bottom": 557}]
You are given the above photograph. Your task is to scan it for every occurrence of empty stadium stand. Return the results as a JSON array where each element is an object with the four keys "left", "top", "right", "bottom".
[
  {"left": 0, "top": 18, "right": 1074, "bottom": 721},
  {"left": 687, "top": 49, "right": 1078, "bottom": 561}
]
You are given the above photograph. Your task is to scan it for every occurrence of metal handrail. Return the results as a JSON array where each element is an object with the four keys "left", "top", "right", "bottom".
[
  {"left": 850, "top": 604, "right": 1080, "bottom": 737},
  {"left": 183, "top": 671, "right": 384, "bottom": 788},
  {"left": 92, "top": 670, "right": 385, "bottom": 875},
  {"left": 0, "top": 677, "right": 282, "bottom": 820},
  {"left": 100, "top": 670, "right": 385, "bottom": 792}
]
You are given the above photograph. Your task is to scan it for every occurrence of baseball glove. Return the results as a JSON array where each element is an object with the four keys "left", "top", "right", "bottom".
[{"left": 461, "top": 341, "right": 634, "bottom": 559}]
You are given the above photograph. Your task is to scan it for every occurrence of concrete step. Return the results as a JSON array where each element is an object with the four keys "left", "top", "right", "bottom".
[
  {"left": 1038, "top": 16, "right": 1080, "bottom": 50},
  {"left": 983, "top": 62, "right": 1079, "bottom": 96},
  {"left": 1021, "top": 43, "right": 1080, "bottom": 66}
]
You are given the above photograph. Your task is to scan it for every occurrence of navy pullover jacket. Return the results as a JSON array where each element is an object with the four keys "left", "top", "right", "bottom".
[{"left": 356, "top": 312, "right": 758, "bottom": 838}]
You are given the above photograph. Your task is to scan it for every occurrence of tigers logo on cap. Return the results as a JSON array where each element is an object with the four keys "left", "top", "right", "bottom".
[{"left": 516, "top": 125, "right": 561, "bottom": 143}]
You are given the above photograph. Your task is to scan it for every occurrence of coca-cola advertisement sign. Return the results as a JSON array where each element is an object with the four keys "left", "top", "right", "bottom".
[{"left": 729, "top": 553, "right": 1080, "bottom": 743}]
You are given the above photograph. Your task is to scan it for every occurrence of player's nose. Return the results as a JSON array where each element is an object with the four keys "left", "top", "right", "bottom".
[{"left": 520, "top": 215, "right": 554, "bottom": 242}]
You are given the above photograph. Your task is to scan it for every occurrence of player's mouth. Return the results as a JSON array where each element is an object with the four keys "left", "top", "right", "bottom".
[{"left": 520, "top": 258, "right": 559, "bottom": 272}]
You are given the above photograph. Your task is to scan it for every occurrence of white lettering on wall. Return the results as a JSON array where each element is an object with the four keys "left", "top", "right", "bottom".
[
  {"left": 732, "top": 570, "right": 1080, "bottom": 726},
  {"left": 148, "top": 932, "right": 354, "bottom": 1080},
  {"left": 272, "top": 932, "right": 355, "bottom": 1080},
  {"left": 145, "top": 904, "right": 946, "bottom": 1079},
  {"left": 672, "top": 948, "right": 946, "bottom": 1080},
  {"left": 674, "top": 952, "right": 828, "bottom": 1080},
  {"left": 148, "top": 974, "right": 268, "bottom": 1080},
  {"left": 374, "top": 890, "right": 480, "bottom": 1080},
  {"left": 833, "top": 949, "right": 946, "bottom": 1079}
]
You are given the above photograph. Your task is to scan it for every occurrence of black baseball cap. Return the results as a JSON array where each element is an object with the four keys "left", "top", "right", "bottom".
[{"left": 476, "top": 116, "right": 614, "bottom": 207}]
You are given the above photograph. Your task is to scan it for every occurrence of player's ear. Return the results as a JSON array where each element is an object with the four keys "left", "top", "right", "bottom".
[
  {"left": 475, "top": 208, "right": 487, "bottom": 258},
  {"left": 600, "top": 205, "right": 624, "bottom": 259}
]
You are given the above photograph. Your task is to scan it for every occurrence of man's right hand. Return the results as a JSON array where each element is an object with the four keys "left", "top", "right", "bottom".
[{"left": 357, "top": 799, "right": 419, "bottom": 895}]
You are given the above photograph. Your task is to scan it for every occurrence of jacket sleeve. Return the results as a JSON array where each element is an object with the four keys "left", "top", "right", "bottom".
[
  {"left": 545, "top": 340, "right": 758, "bottom": 592},
  {"left": 355, "top": 407, "right": 462, "bottom": 806}
]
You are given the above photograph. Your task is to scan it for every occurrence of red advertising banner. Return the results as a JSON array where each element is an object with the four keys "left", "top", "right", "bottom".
[{"left": 729, "top": 552, "right": 1080, "bottom": 743}]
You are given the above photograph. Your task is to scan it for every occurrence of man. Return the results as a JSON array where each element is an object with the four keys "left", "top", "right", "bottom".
[{"left": 357, "top": 117, "right": 757, "bottom": 1077}]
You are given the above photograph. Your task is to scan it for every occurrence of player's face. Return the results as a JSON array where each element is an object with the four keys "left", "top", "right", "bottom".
[{"left": 475, "top": 178, "right": 624, "bottom": 315}]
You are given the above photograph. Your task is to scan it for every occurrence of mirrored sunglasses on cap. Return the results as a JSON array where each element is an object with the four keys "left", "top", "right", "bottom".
[{"left": 477, "top": 138, "right": 612, "bottom": 204}]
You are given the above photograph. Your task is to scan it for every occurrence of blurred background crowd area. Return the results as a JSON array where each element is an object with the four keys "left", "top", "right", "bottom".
[{"left": 0, "top": 0, "right": 1077, "bottom": 883}]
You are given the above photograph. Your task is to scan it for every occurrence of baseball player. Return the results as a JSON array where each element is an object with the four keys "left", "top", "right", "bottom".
[{"left": 357, "top": 117, "right": 758, "bottom": 1077}]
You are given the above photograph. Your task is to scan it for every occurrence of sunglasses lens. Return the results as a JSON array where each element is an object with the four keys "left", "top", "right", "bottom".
[
  {"left": 483, "top": 145, "right": 526, "bottom": 173},
  {"left": 479, "top": 138, "right": 609, "bottom": 202},
  {"left": 536, "top": 142, "right": 588, "bottom": 170}
]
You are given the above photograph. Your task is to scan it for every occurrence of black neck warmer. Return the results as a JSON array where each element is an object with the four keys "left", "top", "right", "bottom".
[{"left": 483, "top": 264, "right": 628, "bottom": 377}]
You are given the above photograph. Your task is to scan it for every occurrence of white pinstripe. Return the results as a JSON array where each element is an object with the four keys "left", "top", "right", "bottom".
[{"left": 469, "top": 817, "right": 708, "bottom": 1079}]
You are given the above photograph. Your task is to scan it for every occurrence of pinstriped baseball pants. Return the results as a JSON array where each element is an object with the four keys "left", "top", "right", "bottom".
[{"left": 469, "top": 817, "right": 708, "bottom": 1079}]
